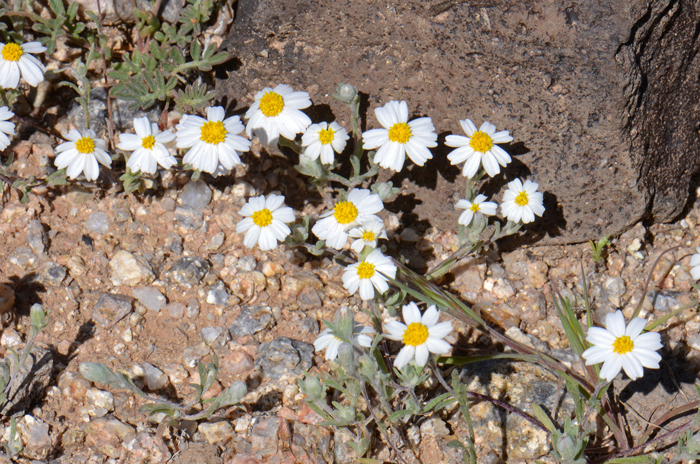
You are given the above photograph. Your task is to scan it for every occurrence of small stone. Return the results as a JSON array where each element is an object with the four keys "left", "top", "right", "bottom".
[
  {"left": 647, "top": 290, "right": 682, "bottom": 313},
  {"left": 207, "top": 232, "right": 225, "bottom": 251},
  {"left": 132, "top": 286, "right": 167, "bottom": 312},
  {"left": 400, "top": 228, "right": 420, "bottom": 242},
  {"left": 231, "top": 179, "right": 256, "bottom": 198},
  {"left": 603, "top": 276, "right": 626, "bottom": 307},
  {"left": 85, "top": 211, "right": 111, "bottom": 235},
  {"left": 236, "top": 255, "right": 257, "bottom": 272},
  {"left": 186, "top": 298, "right": 200, "bottom": 318},
  {"left": 167, "top": 302, "right": 186, "bottom": 319},
  {"left": 298, "top": 317, "right": 319, "bottom": 335},
  {"left": 220, "top": 350, "right": 255, "bottom": 375},
  {"left": 251, "top": 417, "right": 286, "bottom": 456},
  {"left": 113, "top": 207, "right": 132, "bottom": 223},
  {"left": 164, "top": 232, "right": 183, "bottom": 255},
  {"left": 1, "top": 328, "right": 22, "bottom": 347},
  {"left": 419, "top": 417, "right": 449, "bottom": 439},
  {"left": 0, "top": 284, "right": 14, "bottom": 314},
  {"left": 25, "top": 220, "right": 47, "bottom": 255},
  {"left": 181, "top": 180, "right": 212, "bottom": 210},
  {"left": 256, "top": 337, "right": 314, "bottom": 381},
  {"left": 142, "top": 363, "right": 168, "bottom": 390},
  {"left": 262, "top": 261, "right": 284, "bottom": 277},
  {"left": 492, "top": 278, "right": 515, "bottom": 299},
  {"left": 201, "top": 327, "right": 225, "bottom": 347},
  {"left": 20, "top": 415, "right": 51, "bottom": 459},
  {"left": 688, "top": 334, "right": 700, "bottom": 351},
  {"left": 161, "top": 363, "right": 188, "bottom": 384},
  {"left": 35, "top": 261, "right": 67, "bottom": 287},
  {"left": 57, "top": 339, "right": 73, "bottom": 355},
  {"left": 182, "top": 343, "right": 210, "bottom": 368},
  {"left": 58, "top": 371, "right": 92, "bottom": 402},
  {"left": 455, "top": 264, "right": 485, "bottom": 295},
  {"left": 229, "top": 305, "right": 273, "bottom": 340},
  {"left": 526, "top": 261, "right": 548, "bottom": 289},
  {"left": 85, "top": 388, "right": 114, "bottom": 417},
  {"left": 84, "top": 417, "right": 135, "bottom": 459},
  {"left": 109, "top": 250, "right": 156, "bottom": 287},
  {"left": 165, "top": 257, "right": 210, "bottom": 287},
  {"left": 175, "top": 206, "right": 204, "bottom": 230},
  {"left": 92, "top": 293, "right": 134, "bottom": 328},
  {"left": 160, "top": 197, "right": 177, "bottom": 211},
  {"left": 298, "top": 287, "right": 322, "bottom": 310},
  {"left": 206, "top": 281, "right": 231, "bottom": 306},
  {"left": 198, "top": 421, "right": 233, "bottom": 445},
  {"left": 9, "top": 247, "right": 38, "bottom": 270}
]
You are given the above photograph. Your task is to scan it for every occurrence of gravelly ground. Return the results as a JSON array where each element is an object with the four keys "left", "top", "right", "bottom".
[{"left": 0, "top": 122, "right": 699, "bottom": 462}]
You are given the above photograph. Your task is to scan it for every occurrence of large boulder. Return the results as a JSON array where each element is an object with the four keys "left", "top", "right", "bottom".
[{"left": 216, "top": 0, "right": 700, "bottom": 244}]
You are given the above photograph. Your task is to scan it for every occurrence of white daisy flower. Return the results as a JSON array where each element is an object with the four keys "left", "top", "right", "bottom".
[
  {"left": 312, "top": 189, "right": 384, "bottom": 250},
  {"left": 236, "top": 194, "right": 295, "bottom": 251},
  {"left": 455, "top": 194, "right": 497, "bottom": 227},
  {"left": 176, "top": 106, "right": 251, "bottom": 174},
  {"left": 0, "top": 106, "right": 15, "bottom": 150},
  {"left": 383, "top": 303, "right": 453, "bottom": 369},
  {"left": 301, "top": 121, "right": 349, "bottom": 164},
  {"left": 0, "top": 41, "right": 46, "bottom": 88},
  {"left": 582, "top": 310, "right": 662, "bottom": 382},
  {"left": 244, "top": 84, "right": 312, "bottom": 145},
  {"left": 314, "top": 322, "right": 375, "bottom": 361},
  {"left": 361, "top": 100, "right": 437, "bottom": 172},
  {"left": 500, "top": 178, "right": 545, "bottom": 224},
  {"left": 348, "top": 220, "right": 387, "bottom": 253},
  {"left": 54, "top": 129, "right": 111, "bottom": 181},
  {"left": 446, "top": 119, "right": 513, "bottom": 179},
  {"left": 342, "top": 248, "right": 397, "bottom": 301},
  {"left": 118, "top": 117, "right": 176, "bottom": 174},
  {"left": 690, "top": 247, "right": 700, "bottom": 280}
]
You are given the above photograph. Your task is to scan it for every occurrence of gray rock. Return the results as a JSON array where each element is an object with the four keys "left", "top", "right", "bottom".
[
  {"left": 201, "top": 327, "right": 225, "bottom": 347},
  {"left": 85, "top": 211, "right": 111, "bottom": 235},
  {"left": 167, "top": 302, "right": 186, "bottom": 319},
  {"left": 35, "top": 261, "right": 67, "bottom": 287},
  {"left": 132, "top": 286, "right": 167, "bottom": 312},
  {"left": 205, "top": 281, "right": 230, "bottom": 306},
  {"left": 186, "top": 298, "right": 200, "bottom": 318},
  {"left": 180, "top": 180, "right": 212, "bottom": 210},
  {"left": 109, "top": 250, "right": 156, "bottom": 287},
  {"left": 647, "top": 290, "right": 682, "bottom": 313},
  {"left": 236, "top": 255, "right": 257, "bottom": 272},
  {"left": 220, "top": 0, "right": 700, "bottom": 243},
  {"left": 92, "top": 293, "right": 134, "bottom": 328},
  {"left": 175, "top": 206, "right": 204, "bottom": 230},
  {"left": 20, "top": 415, "right": 51, "bottom": 459},
  {"left": 255, "top": 337, "right": 314, "bottom": 381},
  {"left": 2, "top": 347, "right": 53, "bottom": 416},
  {"left": 84, "top": 416, "right": 136, "bottom": 459},
  {"left": 164, "top": 232, "right": 183, "bottom": 255},
  {"left": 298, "top": 287, "right": 321, "bottom": 310},
  {"left": 229, "top": 305, "right": 273, "bottom": 340},
  {"left": 9, "top": 247, "right": 38, "bottom": 270},
  {"left": 142, "top": 363, "right": 168, "bottom": 390},
  {"left": 182, "top": 343, "right": 210, "bottom": 369},
  {"left": 298, "top": 317, "right": 319, "bottom": 335},
  {"left": 165, "top": 257, "right": 210, "bottom": 287},
  {"left": 25, "top": 220, "right": 47, "bottom": 255},
  {"left": 113, "top": 207, "right": 132, "bottom": 223},
  {"left": 603, "top": 276, "right": 626, "bottom": 307}
]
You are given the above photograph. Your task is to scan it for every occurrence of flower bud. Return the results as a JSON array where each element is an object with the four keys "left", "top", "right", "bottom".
[
  {"left": 338, "top": 343, "right": 356, "bottom": 371},
  {"left": 298, "top": 376, "right": 324, "bottom": 401},
  {"left": 556, "top": 435, "right": 577, "bottom": 461},
  {"left": 335, "top": 83, "right": 359, "bottom": 104}
]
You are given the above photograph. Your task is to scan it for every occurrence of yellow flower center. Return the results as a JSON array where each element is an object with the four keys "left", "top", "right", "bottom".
[
  {"left": 612, "top": 335, "right": 634, "bottom": 355},
  {"left": 259, "top": 91, "right": 285, "bottom": 117},
  {"left": 361, "top": 231, "right": 376, "bottom": 242},
  {"left": 200, "top": 121, "right": 227, "bottom": 145},
  {"left": 469, "top": 202, "right": 481, "bottom": 212},
  {"left": 388, "top": 122, "right": 412, "bottom": 144},
  {"left": 75, "top": 137, "right": 95, "bottom": 154},
  {"left": 2, "top": 43, "right": 23, "bottom": 62},
  {"left": 141, "top": 135, "right": 156, "bottom": 149},
  {"left": 356, "top": 261, "right": 375, "bottom": 279},
  {"left": 403, "top": 322, "right": 429, "bottom": 347},
  {"left": 333, "top": 201, "right": 358, "bottom": 225},
  {"left": 514, "top": 191, "right": 529, "bottom": 207},
  {"left": 469, "top": 131, "right": 493, "bottom": 153},
  {"left": 251, "top": 208, "right": 273, "bottom": 227},
  {"left": 318, "top": 127, "right": 335, "bottom": 145}
]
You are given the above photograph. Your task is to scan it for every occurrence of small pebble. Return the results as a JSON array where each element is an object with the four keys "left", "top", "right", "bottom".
[
  {"left": 132, "top": 286, "right": 167, "bottom": 312},
  {"left": 142, "top": 363, "right": 168, "bottom": 390},
  {"left": 167, "top": 302, "right": 186, "bottom": 319},
  {"left": 109, "top": 251, "right": 156, "bottom": 287},
  {"left": 85, "top": 211, "right": 110, "bottom": 235},
  {"left": 180, "top": 180, "right": 212, "bottom": 210}
]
